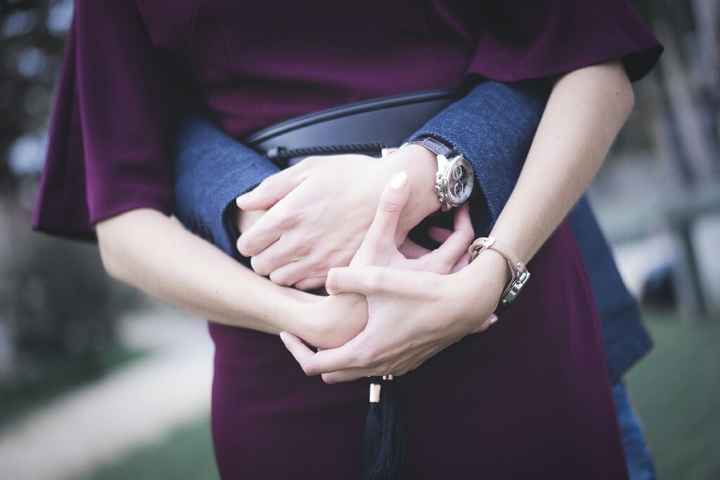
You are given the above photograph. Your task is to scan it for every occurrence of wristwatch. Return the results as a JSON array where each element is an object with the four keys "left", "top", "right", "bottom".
[
  {"left": 409, "top": 136, "right": 474, "bottom": 211},
  {"left": 468, "top": 236, "right": 530, "bottom": 305}
]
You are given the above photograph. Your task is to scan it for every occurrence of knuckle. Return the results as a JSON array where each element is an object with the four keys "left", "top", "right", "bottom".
[
  {"left": 381, "top": 198, "right": 404, "bottom": 214},
  {"left": 276, "top": 210, "right": 297, "bottom": 229}
]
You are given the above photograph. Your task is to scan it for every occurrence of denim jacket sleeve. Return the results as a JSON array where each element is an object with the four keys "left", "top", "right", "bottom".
[
  {"left": 173, "top": 117, "right": 279, "bottom": 256},
  {"left": 407, "top": 81, "right": 550, "bottom": 232}
]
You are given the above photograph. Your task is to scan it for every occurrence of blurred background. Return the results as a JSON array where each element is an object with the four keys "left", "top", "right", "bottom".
[{"left": 0, "top": 1, "right": 718, "bottom": 479}]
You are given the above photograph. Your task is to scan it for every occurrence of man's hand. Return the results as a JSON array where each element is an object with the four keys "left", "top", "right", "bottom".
[
  {"left": 235, "top": 147, "right": 439, "bottom": 290},
  {"left": 288, "top": 171, "right": 476, "bottom": 350},
  {"left": 238, "top": 209, "right": 264, "bottom": 234},
  {"left": 280, "top": 172, "right": 499, "bottom": 382}
]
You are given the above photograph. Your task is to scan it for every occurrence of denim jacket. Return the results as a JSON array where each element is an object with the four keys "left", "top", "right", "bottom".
[{"left": 173, "top": 81, "right": 651, "bottom": 384}]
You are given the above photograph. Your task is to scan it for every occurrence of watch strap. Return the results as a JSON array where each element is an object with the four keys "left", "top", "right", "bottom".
[
  {"left": 468, "top": 236, "right": 531, "bottom": 306},
  {"left": 412, "top": 136, "right": 453, "bottom": 157}
]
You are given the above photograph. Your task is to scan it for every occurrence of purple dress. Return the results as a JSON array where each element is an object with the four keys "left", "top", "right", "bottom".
[{"left": 33, "top": 1, "right": 661, "bottom": 478}]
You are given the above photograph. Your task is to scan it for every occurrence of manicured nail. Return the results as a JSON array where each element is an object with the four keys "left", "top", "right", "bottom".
[
  {"left": 279, "top": 331, "right": 289, "bottom": 342},
  {"left": 488, "top": 314, "right": 498, "bottom": 325},
  {"left": 391, "top": 171, "right": 408, "bottom": 189}
]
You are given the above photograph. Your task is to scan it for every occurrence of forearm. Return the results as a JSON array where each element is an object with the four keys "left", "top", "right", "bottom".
[
  {"left": 485, "top": 62, "right": 634, "bottom": 264},
  {"left": 96, "top": 208, "right": 311, "bottom": 335}
]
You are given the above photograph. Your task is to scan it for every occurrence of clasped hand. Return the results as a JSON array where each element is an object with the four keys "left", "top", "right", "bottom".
[
  {"left": 280, "top": 171, "right": 502, "bottom": 383},
  {"left": 235, "top": 148, "right": 438, "bottom": 290}
]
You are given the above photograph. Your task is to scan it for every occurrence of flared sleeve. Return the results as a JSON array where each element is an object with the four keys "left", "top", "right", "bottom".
[
  {"left": 463, "top": 0, "right": 663, "bottom": 82},
  {"left": 32, "top": 1, "right": 175, "bottom": 241}
]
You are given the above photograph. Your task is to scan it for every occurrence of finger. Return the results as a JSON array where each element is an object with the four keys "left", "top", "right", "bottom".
[
  {"left": 451, "top": 252, "right": 471, "bottom": 273},
  {"left": 235, "top": 168, "right": 306, "bottom": 210},
  {"left": 296, "top": 333, "right": 370, "bottom": 375},
  {"left": 270, "top": 261, "right": 325, "bottom": 289},
  {"left": 236, "top": 205, "right": 295, "bottom": 257},
  {"left": 326, "top": 265, "right": 432, "bottom": 296},
  {"left": 294, "top": 276, "right": 327, "bottom": 291},
  {"left": 421, "top": 205, "right": 474, "bottom": 273},
  {"left": 250, "top": 237, "right": 307, "bottom": 277},
  {"left": 428, "top": 226, "right": 453, "bottom": 243},
  {"left": 363, "top": 171, "right": 410, "bottom": 251},
  {"left": 470, "top": 313, "right": 499, "bottom": 334},
  {"left": 397, "top": 238, "right": 430, "bottom": 259},
  {"left": 279, "top": 331, "right": 318, "bottom": 375},
  {"left": 321, "top": 367, "right": 377, "bottom": 384},
  {"left": 238, "top": 209, "right": 266, "bottom": 234}
]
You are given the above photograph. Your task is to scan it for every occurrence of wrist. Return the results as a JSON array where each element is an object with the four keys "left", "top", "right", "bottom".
[
  {"left": 272, "top": 288, "right": 320, "bottom": 337},
  {"left": 382, "top": 144, "right": 440, "bottom": 230},
  {"left": 448, "top": 252, "right": 507, "bottom": 325}
]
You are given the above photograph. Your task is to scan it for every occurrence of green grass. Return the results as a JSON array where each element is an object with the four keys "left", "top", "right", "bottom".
[
  {"left": 78, "top": 310, "right": 720, "bottom": 480},
  {"left": 0, "top": 347, "right": 144, "bottom": 427},
  {"left": 79, "top": 418, "right": 218, "bottom": 480},
  {"left": 627, "top": 310, "right": 720, "bottom": 480}
]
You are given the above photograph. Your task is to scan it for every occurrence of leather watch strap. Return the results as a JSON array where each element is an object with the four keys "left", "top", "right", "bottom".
[{"left": 413, "top": 136, "right": 453, "bottom": 157}]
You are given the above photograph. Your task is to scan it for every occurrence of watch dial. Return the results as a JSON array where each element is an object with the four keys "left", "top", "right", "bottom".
[{"left": 448, "top": 159, "right": 473, "bottom": 203}]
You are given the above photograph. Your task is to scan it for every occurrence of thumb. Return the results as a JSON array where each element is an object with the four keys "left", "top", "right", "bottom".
[
  {"left": 235, "top": 169, "right": 305, "bottom": 210},
  {"left": 363, "top": 171, "right": 410, "bottom": 250},
  {"left": 326, "top": 266, "right": 385, "bottom": 295}
]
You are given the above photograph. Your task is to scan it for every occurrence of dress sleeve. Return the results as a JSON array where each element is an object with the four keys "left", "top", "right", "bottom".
[
  {"left": 32, "top": 1, "right": 175, "bottom": 241},
  {"left": 464, "top": 0, "right": 663, "bottom": 82}
]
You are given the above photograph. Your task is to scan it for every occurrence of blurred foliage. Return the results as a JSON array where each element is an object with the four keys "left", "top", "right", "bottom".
[
  {"left": 1, "top": 0, "right": 69, "bottom": 190},
  {"left": 0, "top": 202, "right": 142, "bottom": 388},
  {"left": 0, "top": 346, "right": 143, "bottom": 426},
  {"left": 0, "top": 1, "right": 139, "bottom": 391}
]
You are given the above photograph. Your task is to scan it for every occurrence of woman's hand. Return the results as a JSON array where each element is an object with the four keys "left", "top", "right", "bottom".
[
  {"left": 235, "top": 146, "right": 439, "bottom": 290},
  {"left": 291, "top": 173, "right": 477, "bottom": 350},
  {"left": 280, "top": 172, "right": 504, "bottom": 383}
]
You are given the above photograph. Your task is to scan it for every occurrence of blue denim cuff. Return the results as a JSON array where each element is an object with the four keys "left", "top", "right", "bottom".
[
  {"left": 408, "top": 81, "right": 548, "bottom": 232},
  {"left": 174, "top": 117, "right": 279, "bottom": 256}
]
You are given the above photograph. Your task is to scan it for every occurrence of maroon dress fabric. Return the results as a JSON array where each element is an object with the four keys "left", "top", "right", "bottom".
[{"left": 32, "top": 1, "right": 661, "bottom": 478}]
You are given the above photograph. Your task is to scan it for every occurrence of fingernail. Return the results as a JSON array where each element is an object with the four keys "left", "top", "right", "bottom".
[
  {"left": 489, "top": 314, "right": 498, "bottom": 326},
  {"left": 325, "top": 269, "right": 337, "bottom": 294},
  {"left": 391, "top": 171, "right": 408, "bottom": 189},
  {"left": 279, "top": 331, "right": 288, "bottom": 342}
]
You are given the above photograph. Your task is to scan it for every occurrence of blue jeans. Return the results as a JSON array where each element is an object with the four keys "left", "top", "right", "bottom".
[{"left": 612, "top": 382, "right": 657, "bottom": 480}]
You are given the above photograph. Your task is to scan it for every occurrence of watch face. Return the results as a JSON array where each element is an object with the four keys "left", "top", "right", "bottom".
[{"left": 447, "top": 157, "right": 474, "bottom": 205}]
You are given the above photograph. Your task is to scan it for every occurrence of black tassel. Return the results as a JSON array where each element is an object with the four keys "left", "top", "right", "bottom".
[{"left": 362, "top": 376, "right": 406, "bottom": 480}]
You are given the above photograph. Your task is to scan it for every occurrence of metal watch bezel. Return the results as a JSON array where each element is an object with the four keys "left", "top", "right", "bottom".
[{"left": 436, "top": 153, "right": 474, "bottom": 210}]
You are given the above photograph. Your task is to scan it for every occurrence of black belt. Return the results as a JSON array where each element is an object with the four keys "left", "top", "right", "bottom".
[{"left": 246, "top": 89, "right": 459, "bottom": 165}]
